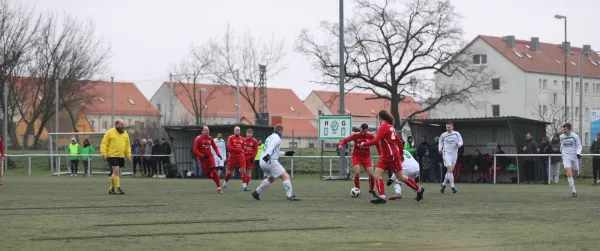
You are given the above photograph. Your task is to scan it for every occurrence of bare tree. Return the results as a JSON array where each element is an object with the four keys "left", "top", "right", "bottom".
[
  {"left": 207, "top": 25, "right": 285, "bottom": 121},
  {"left": 533, "top": 103, "right": 567, "bottom": 139},
  {"left": 0, "top": 0, "right": 42, "bottom": 148},
  {"left": 16, "top": 14, "right": 108, "bottom": 148},
  {"left": 171, "top": 46, "right": 221, "bottom": 125},
  {"left": 297, "top": 0, "right": 492, "bottom": 128}
]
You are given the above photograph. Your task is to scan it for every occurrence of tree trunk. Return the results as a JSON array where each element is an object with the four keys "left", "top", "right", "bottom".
[
  {"left": 8, "top": 122, "right": 19, "bottom": 149},
  {"left": 390, "top": 91, "right": 401, "bottom": 130}
]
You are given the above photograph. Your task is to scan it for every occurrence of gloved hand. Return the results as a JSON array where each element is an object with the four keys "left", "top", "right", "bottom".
[
  {"left": 217, "top": 154, "right": 222, "bottom": 160},
  {"left": 203, "top": 154, "right": 210, "bottom": 159},
  {"left": 262, "top": 154, "right": 271, "bottom": 162},
  {"left": 577, "top": 154, "right": 581, "bottom": 159},
  {"left": 284, "top": 151, "right": 295, "bottom": 156}
]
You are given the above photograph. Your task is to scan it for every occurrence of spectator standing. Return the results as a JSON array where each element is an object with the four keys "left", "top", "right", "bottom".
[
  {"left": 416, "top": 136, "right": 430, "bottom": 176},
  {"left": 589, "top": 132, "right": 600, "bottom": 185},
  {"left": 254, "top": 138, "right": 264, "bottom": 178},
  {"left": 192, "top": 146, "right": 201, "bottom": 178},
  {"left": 429, "top": 136, "right": 442, "bottom": 182},
  {"left": 144, "top": 139, "right": 153, "bottom": 177},
  {"left": 67, "top": 138, "right": 81, "bottom": 176},
  {"left": 161, "top": 138, "right": 172, "bottom": 177},
  {"left": 539, "top": 137, "right": 552, "bottom": 183},
  {"left": 550, "top": 134, "right": 561, "bottom": 184},
  {"left": 80, "top": 139, "right": 95, "bottom": 176},
  {"left": 151, "top": 139, "right": 161, "bottom": 177},
  {"left": 522, "top": 133, "right": 539, "bottom": 184},
  {"left": 141, "top": 139, "right": 147, "bottom": 176},
  {"left": 404, "top": 136, "right": 415, "bottom": 156},
  {"left": 131, "top": 140, "right": 142, "bottom": 177}
]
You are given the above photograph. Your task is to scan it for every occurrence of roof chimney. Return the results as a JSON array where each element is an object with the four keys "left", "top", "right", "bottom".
[
  {"left": 530, "top": 37, "right": 539, "bottom": 51},
  {"left": 503, "top": 35, "right": 515, "bottom": 49},
  {"left": 583, "top": 45, "right": 592, "bottom": 56}
]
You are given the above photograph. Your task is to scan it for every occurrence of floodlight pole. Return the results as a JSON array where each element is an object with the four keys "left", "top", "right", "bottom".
[
  {"left": 338, "top": 0, "right": 347, "bottom": 178},
  {"left": 111, "top": 76, "right": 115, "bottom": 125}
]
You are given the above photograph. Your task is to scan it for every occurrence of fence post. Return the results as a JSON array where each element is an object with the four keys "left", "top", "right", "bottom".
[
  {"left": 291, "top": 130, "right": 295, "bottom": 179},
  {"left": 548, "top": 155, "right": 551, "bottom": 184},
  {"left": 28, "top": 155, "right": 31, "bottom": 176},
  {"left": 88, "top": 157, "right": 91, "bottom": 177},
  {"left": 329, "top": 157, "right": 332, "bottom": 177},
  {"left": 493, "top": 154, "right": 497, "bottom": 184},
  {"left": 1, "top": 158, "right": 4, "bottom": 177}
]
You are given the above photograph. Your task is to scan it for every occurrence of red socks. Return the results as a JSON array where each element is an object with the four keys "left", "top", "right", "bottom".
[
  {"left": 225, "top": 172, "right": 231, "bottom": 182},
  {"left": 242, "top": 173, "right": 251, "bottom": 185},
  {"left": 211, "top": 170, "right": 221, "bottom": 187},
  {"left": 376, "top": 178, "right": 385, "bottom": 197},
  {"left": 368, "top": 176, "right": 374, "bottom": 191},
  {"left": 403, "top": 177, "right": 420, "bottom": 192},
  {"left": 353, "top": 176, "right": 360, "bottom": 189}
]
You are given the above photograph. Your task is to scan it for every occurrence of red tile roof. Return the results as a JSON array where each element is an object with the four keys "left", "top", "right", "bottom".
[
  {"left": 278, "top": 118, "right": 318, "bottom": 138},
  {"left": 169, "top": 83, "right": 315, "bottom": 119},
  {"left": 84, "top": 81, "right": 161, "bottom": 116},
  {"left": 477, "top": 35, "right": 600, "bottom": 78},
  {"left": 310, "top": 91, "right": 429, "bottom": 120}
]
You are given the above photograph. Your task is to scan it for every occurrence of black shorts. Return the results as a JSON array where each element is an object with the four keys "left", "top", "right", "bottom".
[{"left": 107, "top": 157, "right": 125, "bottom": 168}]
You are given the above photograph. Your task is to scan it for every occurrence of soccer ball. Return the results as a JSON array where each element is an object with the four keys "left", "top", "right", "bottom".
[{"left": 350, "top": 187, "right": 361, "bottom": 198}]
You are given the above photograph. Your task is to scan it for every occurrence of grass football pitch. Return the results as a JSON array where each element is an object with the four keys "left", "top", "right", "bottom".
[{"left": 0, "top": 176, "right": 599, "bottom": 251}]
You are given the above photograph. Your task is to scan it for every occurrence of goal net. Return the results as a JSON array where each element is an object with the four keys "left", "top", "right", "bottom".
[{"left": 49, "top": 132, "right": 135, "bottom": 176}]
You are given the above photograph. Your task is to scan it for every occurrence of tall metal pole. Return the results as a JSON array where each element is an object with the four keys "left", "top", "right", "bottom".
[
  {"left": 579, "top": 50, "right": 583, "bottom": 136},
  {"left": 3, "top": 79, "right": 8, "bottom": 151},
  {"left": 338, "top": 0, "right": 347, "bottom": 178},
  {"left": 110, "top": 76, "right": 114, "bottom": 125},
  {"left": 55, "top": 79, "right": 59, "bottom": 138},
  {"left": 563, "top": 18, "right": 568, "bottom": 120},
  {"left": 169, "top": 73, "right": 173, "bottom": 125},
  {"left": 235, "top": 69, "right": 241, "bottom": 123}
]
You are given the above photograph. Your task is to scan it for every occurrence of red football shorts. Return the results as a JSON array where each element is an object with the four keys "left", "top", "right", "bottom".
[
  {"left": 200, "top": 157, "right": 216, "bottom": 177},
  {"left": 352, "top": 155, "right": 372, "bottom": 168},
  {"left": 245, "top": 158, "right": 255, "bottom": 170},
  {"left": 227, "top": 153, "right": 246, "bottom": 171},
  {"left": 376, "top": 155, "right": 402, "bottom": 173}
]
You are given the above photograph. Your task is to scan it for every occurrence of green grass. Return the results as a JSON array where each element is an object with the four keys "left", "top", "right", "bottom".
[{"left": 0, "top": 176, "right": 599, "bottom": 251}]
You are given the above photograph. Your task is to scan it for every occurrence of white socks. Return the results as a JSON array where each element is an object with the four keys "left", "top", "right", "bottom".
[
  {"left": 442, "top": 173, "right": 455, "bottom": 188},
  {"left": 568, "top": 177, "right": 576, "bottom": 193},
  {"left": 283, "top": 180, "right": 293, "bottom": 197},
  {"left": 242, "top": 183, "right": 247, "bottom": 188},
  {"left": 394, "top": 183, "right": 402, "bottom": 196},
  {"left": 256, "top": 178, "right": 270, "bottom": 193},
  {"left": 390, "top": 173, "right": 397, "bottom": 181}
]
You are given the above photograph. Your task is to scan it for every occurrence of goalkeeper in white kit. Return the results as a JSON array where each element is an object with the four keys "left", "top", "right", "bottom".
[{"left": 559, "top": 123, "right": 582, "bottom": 197}]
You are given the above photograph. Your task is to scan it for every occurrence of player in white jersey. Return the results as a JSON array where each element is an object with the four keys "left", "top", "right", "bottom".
[
  {"left": 439, "top": 121, "right": 463, "bottom": 194},
  {"left": 251, "top": 124, "right": 300, "bottom": 201},
  {"left": 212, "top": 132, "right": 227, "bottom": 174},
  {"left": 386, "top": 149, "right": 420, "bottom": 200},
  {"left": 559, "top": 123, "right": 582, "bottom": 197}
]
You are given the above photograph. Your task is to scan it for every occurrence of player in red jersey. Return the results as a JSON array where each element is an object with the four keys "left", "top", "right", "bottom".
[
  {"left": 338, "top": 123, "right": 380, "bottom": 197},
  {"left": 242, "top": 128, "right": 258, "bottom": 191},
  {"left": 223, "top": 126, "right": 246, "bottom": 191},
  {"left": 193, "top": 125, "right": 224, "bottom": 193},
  {"left": 361, "top": 110, "right": 424, "bottom": 204}
]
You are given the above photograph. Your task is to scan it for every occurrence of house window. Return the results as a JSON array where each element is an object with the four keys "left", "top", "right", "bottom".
[
  {"left": 585, "top": 107, "right": 589, "bottom": 121},
  {"left": 576, "top": 107, "right": 579, "bottom": 118},
  {"left": 585, "top": 82, "right": 589, "bottom": 94},
  {"left": 564, "top": 81, "right": 570, "bottom": 93},
  {"left": 585, "top": 132, "right": 589, "bottom": 145},
  {"left": 90, "top": 120, "right": 95, "bottom": 130},
  {"left": 538, "top": 79, "right": 542, "bottom": 90},
  {"left": 543, "top": 79, "right": 547, "bottom": 90},
  {"left": 492, "top": 105, "right": 500, "bottom": 117},
  {"left": 553, "top": 93, "right": 557, "bottom": 105},
  {"left": 473, "top": 54, "right": 487, "bottom": 65},
  {"left": 102, "top": 121, "right": 108, "bottom": 130},
  {"left": 543, "top": 105, "right": 548, "bottom": 114},
  {"left": 128, "top": 119, "right": 132, "bottom": 125},
  {"left": 157, "top": 104, "right": 161, "bottom": 112},
  {"left": 492, "top": 78, "right": 500, "bottom": 90},
  {"left": 575, "top": 82, "right": 579, "bottom": 93}
]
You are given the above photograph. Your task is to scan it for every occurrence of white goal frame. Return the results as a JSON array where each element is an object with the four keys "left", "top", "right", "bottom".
[{"left": 48, "top": 132, "right": 135, "bottom": 176}]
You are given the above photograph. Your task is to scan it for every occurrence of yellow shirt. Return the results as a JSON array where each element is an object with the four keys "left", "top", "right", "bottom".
[{"left": 100, "top": 127, "right": 132, "bottom": 158}]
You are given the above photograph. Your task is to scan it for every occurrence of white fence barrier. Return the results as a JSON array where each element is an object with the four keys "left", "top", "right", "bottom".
[{"left": 493, "top": 153, "right": 596, "bottom": 184}]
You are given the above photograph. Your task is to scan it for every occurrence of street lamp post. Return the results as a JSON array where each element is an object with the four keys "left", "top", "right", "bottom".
[
  {"left": 555, "top": 14, "right": 568, "bottom": 120},
  {"left": 199, "top": 88, "right": 206, "bottom": 125}
]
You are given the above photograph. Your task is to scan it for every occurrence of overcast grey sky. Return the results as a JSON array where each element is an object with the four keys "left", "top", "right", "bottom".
[{"left": 19, "top": 0, "right": 600, "bottom": 100}]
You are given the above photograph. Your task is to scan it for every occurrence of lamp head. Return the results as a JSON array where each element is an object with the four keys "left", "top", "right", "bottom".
[{"left": 554, "top": 14, "right": 566, "bottom": 19}]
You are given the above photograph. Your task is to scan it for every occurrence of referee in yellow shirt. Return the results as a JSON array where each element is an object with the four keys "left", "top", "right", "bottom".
[{"left": 101, "top": 119, "right": 132, "bottom": 195}]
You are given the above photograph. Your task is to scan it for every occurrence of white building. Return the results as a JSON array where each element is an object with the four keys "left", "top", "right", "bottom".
[{"left": 434, "top": 35, "right": 600, "bottom": 144}]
